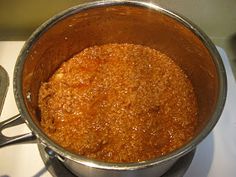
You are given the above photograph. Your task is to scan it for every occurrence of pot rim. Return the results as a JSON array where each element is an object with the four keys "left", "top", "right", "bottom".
[{"left": 13, "top": 0, "right": 227, "bottom": 170}]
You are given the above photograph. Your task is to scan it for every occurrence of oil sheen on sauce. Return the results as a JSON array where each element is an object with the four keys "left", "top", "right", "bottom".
[{"left": 38, "top": 43, "right": 198, "bottom": 163}]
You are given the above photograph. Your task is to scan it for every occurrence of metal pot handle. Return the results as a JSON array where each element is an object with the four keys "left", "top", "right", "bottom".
[
  {"left": 0, "top": 65, "right": 36, "bottom": 148},
  {"left": 0, "top": 114, "right": 37, "bottom": 147}
]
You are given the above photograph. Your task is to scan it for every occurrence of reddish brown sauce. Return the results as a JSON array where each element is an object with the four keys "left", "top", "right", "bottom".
[{"left": 38, "top": 43, "right": 198, "bottom": 163}]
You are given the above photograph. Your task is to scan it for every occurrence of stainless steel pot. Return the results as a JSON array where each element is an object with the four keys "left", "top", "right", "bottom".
[{"left": 0, "top": 1, "right": 227, "bottom": 177}]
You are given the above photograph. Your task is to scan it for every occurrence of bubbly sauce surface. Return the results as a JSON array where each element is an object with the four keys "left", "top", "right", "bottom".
[{"left": 38, "top": 44, "right": 198, "bottom": 163}]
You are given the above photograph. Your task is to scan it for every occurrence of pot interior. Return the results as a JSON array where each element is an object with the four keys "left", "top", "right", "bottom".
[{"left": 19, "top": 3, "right": 219, "bottom": 148}]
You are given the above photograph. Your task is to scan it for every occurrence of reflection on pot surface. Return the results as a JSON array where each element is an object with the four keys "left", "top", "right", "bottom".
[{"left": 0, "top": 1, "right": 226, "bottom": 177}]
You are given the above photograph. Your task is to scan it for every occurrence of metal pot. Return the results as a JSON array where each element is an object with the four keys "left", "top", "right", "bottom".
[{"left": 0, "top": 1, "right": 227, "bottom": 177}]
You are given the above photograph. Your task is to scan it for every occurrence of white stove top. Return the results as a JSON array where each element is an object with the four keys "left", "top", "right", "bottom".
[{"left": 0, "top": 42, "right": 235, "bottom": 177}]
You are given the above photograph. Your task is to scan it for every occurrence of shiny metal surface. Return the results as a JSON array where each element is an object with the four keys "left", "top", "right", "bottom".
[
  {"left": 0, "top": 0, "right": 227, "bottom": 177},
  {"left": 0, "top": 114, "right": 36, "bottom": 147},
  {"left": 38, "top": 143, "right": 196, "bottom": 177},
  {"left": 0, "top": 66, "right": 36, "bottom": 148},
  {"left": 0, "top": 67, "right": 36, "bottom": 147},
  {"left": 1, "top": 0, "right": 235, "bottom": 80}
]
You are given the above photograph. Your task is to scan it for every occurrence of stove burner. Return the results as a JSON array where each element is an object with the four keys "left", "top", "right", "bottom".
[{"left": 38, "top": 144, "right": 195, "bottom": 177}]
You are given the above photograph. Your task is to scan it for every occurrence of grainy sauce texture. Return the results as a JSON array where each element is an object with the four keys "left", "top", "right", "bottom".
[{"left": 38, "top": 44, "right": 198, "bottom": 163}]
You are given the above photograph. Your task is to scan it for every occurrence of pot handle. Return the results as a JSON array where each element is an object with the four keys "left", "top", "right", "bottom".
[
  {"left": 0, "top": 65, "right": 36, "bottom": 147},
  {"left": 0, "top": 114, "right": 37, "bottom": 147}
]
